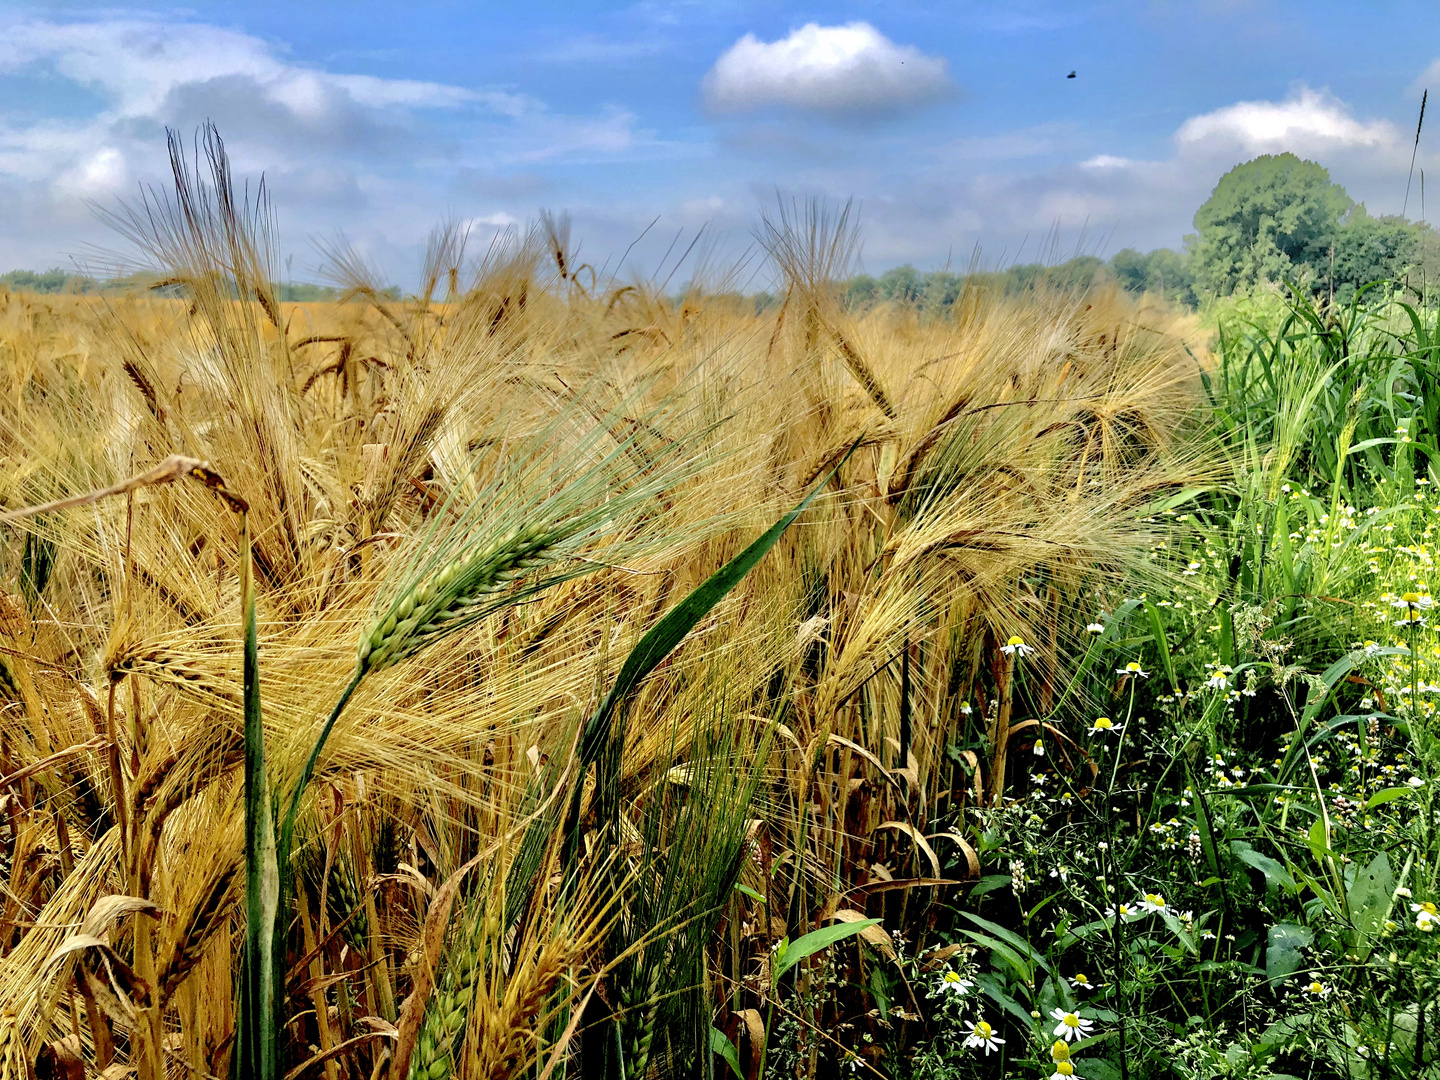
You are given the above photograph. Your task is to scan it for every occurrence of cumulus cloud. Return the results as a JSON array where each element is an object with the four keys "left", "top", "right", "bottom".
[
  {"left": 0, "top": 14, "right": 661, "bottom": 273},
  {"left": 1176, "top": 86, "right": 1400, "bottom": 155},
  {"left": 703, "top": 22, "right": 950, "bottom": 115}
]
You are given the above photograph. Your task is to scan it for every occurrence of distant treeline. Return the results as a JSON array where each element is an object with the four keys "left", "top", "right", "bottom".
[
  {"left": 11, "top": 153, "right": 1440, "bottom": 315},
  {"left": 0, "top": 269, "right": 398, "bottom": 302},
  {"left": 839, "top": 251, "right": 1197, "bottom": 310}
]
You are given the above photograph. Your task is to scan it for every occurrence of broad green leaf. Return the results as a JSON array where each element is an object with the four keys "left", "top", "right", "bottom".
[
  {"left": 1265, "top": 923, "right": 1312, "bottom": 983},
  {"left": 961, "top": 912, "right": 1054, "bottom": 974},
  {"left": 1160, "top": 910, "right": 1199, "bottom": 957},
  {"left": 973, "top": 973, "right": 1037, "bottom": 1027},
  {"left": 968, "top": 874, "right": 1012, "bottom": 898},
  {"left": 773, "top": 918, "right": 879, "bottom": 981},
  {"left": 1346, "top": 851, "right": 1394, "bottom": 951},
  {"left": 1363, "top": 786, "right": 1418, "bottom": 811},
  {"left": 1306, "top": 819, "right": 1331, "bottom": 867},
  {"left": 959, "top": 929, "right": 1033, "bottom": 982},
  {"left": 710, "top": 1027, "right": 743, "bottom": 1080},
  {"left": 1233, "top": 844, "right": 1297, "bottom": 893}
]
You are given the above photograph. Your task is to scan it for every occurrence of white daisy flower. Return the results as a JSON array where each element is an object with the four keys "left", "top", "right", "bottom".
[
  {"left": 1412, "top": 901, "right": 1439, "bottom": 932},
  {"left": 935, "top": 970, "right": 973, "bottom": 996},
  {"left": 1116, "top": 661, "right": 1149, "bottom": 678},
  {"left": 1136, "top": 892, "right": 1171, "bottom": 915},
  {"left": 963, "top": 1019, "right": 1005, "bottom": 1055},
  {"left": 1392, "top": 592, "right": 1434, "bottom": 611},
  {"left": 1051, "top": 1008, "right": 1094, "bottom": 1042},
  {"left": 1089, "top": 716, "right": 1118, "bottom": 735},
  {"left": 1086, "top": 622, "right": 1105, "bottom": 634},
  {"left": 1001, "top": 635, "right": 1036, "bottom": 658}
]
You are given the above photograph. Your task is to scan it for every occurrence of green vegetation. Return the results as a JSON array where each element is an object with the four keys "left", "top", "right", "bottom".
[
  {"left": 0, "top": 129, "right": 1438, "bottom": 1080},
  {"left": 0, "top": 267, "right": 390, "bottom": 302},
  {"left": 837, "top": 153, "right": 1440, "bottom": 315}
]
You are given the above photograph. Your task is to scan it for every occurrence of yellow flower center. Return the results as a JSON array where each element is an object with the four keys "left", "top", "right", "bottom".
[
  {"left": 1051, "top": 1041, "right": 1071, "bottom": 1062},
  {"left": 1057, "top": 1064, "right": 1075, "bottom": 1077},
  {"left": 1308, "top": 982, "right": 1324, "bottom": 994},
  {"left": 975, "top": 1021, "right": 992, "bottom": 1038},
  {"left": 944, "top": 971, "right": 961, "bottom": 983},
  {"left": 1404, "top": 592, "right": 1422, "bottom": 605},
  {"left": 1007, "top": 635, "right": 1025, "bottom": 647},
  {"left": 1073, "top": 973, "right": 1089, "bottom": 985},
  {"left": 1062, "top": 1013, "right": 1081, "bottom": 1029},
  {"left": 1126, "top": 662, "right": 1142, "bottom": 671},
  {"left": 1146, "top": 893, "right": 1165, "bottom": 906},
  {"left": 1422, "top": 902, "right": 1438, "bottom": 915},
  {"left": 1093, "top": 718, "right": 1113, "bottom": 729}
]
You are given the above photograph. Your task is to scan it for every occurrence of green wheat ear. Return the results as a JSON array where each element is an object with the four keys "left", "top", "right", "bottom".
[{"left": 357, "top": 524, "right": 557, "bottom": 674}]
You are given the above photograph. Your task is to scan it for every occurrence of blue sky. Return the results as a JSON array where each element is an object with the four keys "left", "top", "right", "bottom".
[{"left": 2, "top": 1, "right": 1438, "bottom": 286}]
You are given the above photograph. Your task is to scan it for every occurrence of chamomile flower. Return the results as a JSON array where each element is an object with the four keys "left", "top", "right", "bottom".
[
  {"left": 1089, "top": 716, "right": 1117, "bottom": 734},
  {"left": 1069, "top": 973, "right": 1099, "bottom": 992},
  {"left": 1137, "top": 892, "right": 1171, "bottom": 915},
  {"left": 1302, "top": 978, "right": 1332, "bottom": 998},
  {"left": 936, "top": 970, "right": 973, "bottom": 995},
  {"left": 1051, "top": 1064, "right": 1085, "bottom": 1080},
  {"left": 1002, "top": 635, "right": 1036, "bottom": 658},
  {"left": 1086, "top": 622, "right": 1105, "bottom": 634},
  {"left": 964, "top": 1019, "right": 1005, "bottom": 1055},
  {"left": 1204, "top": 664, "right": 1232, "bottom": 691},
  {"left": 1104, "top": 902, "right": 1133, "bottom": 920},
  {"left": 1051, "top": 1009, "right": 1095, "bottom": 1042},
  {"left": 1116, "top": 661, "right": 1149, "bottom": 679},
  {"left": 1412, "top": 901, "right": 1439, "bottom": 931},
  {"left": 1392, "top": 591, "right": 1434, "bottom": 611}
]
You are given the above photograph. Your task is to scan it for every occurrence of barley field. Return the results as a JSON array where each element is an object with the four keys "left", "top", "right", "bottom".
[{"left": 0, "top": 135, "right": 1436, "bottom": 1080}]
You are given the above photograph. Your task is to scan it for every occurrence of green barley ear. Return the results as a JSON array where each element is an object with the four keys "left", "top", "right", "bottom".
[
  {"left": 356, "top": 523, "right": 558, "bottom": 675},
  {"left": 407, "top": 902, "right": 494, "bottom": 1080}
]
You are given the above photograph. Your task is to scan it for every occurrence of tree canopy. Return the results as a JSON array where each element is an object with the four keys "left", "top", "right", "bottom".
[{"left": 1189, "top": 153, "right": 1353, "bottom": 295}]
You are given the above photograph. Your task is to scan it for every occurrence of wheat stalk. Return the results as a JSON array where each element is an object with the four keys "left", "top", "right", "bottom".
[{"left": 471, "top": 937, "right": 570, "bottom": 1080}]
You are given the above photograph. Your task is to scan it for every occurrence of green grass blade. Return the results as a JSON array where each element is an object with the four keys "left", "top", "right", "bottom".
[
  {"left": 772, "top": 919, "right": 879, "bottom": 981},
  {"left": 237, "top": 513, "right": 281, "bottom": 1080},
  {"left": 576, "top": 437, "right": 860, "bottom": 766}
]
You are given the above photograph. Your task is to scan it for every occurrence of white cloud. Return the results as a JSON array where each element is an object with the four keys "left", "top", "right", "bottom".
[
  {"left": 703, "top": 22, "right": 950, "bottom": 115},
  {"left": 1080, "top": 154, "right": 1133, "bottom": 169},
  {"left": 0, "top": 14, "right": 668, "bottom": 274},
  {"left": 1175, "top": 86, "right": 1399, "bottom": 155}
]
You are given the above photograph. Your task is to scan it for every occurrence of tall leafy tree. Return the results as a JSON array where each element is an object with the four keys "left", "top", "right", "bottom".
[
  {"left": 1329, "top": 206, "right": 1421, "bottom": 302},
  {"left": 1189, "top": 153, "right": 1353, "bottom": 295}
]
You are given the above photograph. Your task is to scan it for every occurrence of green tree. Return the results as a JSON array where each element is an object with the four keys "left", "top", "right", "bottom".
[
  {"left": 1328, "top": 206, "right": 1420, "bottom": 302},
  {"left": 1190, "top": 153, "right": 1353, "bottom": 295},
  {"left": 1109, "top": 248, "right": 1197, "bottom": 307},
  {"left": 0, "top": 268, "right": 99, "bottom": 294},
  {"left": 878, "top": 264, "right": 923, "bottom": 302}
]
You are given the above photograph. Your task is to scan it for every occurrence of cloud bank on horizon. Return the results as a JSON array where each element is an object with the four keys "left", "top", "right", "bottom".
[{"left": 0, "top": 3, "right": 1435, "bottom": 284}]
